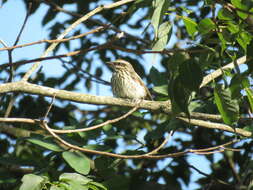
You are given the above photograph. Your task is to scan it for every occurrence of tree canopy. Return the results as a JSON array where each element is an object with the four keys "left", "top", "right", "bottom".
[{"left": 0, "top": 0, "right": 253, "bottom": 189}]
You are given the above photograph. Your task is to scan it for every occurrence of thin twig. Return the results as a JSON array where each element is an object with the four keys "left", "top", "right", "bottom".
[
  {"left": 8, "top": 2, "right": 31, "bottom": 82},
  {"left": 44, "top": 94, "right": 56, "bottom": 119},
  {"left": 0, "top": 33, "right": 122, "bottom": 70},
  {"left": 39, "top": 120, "right": 184, "bottom": 159},
  {"left": 3, "top": 3, "right": 31, "bottom": 118},
  {"left": 189, "top": 164, "right": 230, "bottom": 186},
  {"left": 0, "top": 26, "right": 105, "bottom": 52},
  {"left": 41, "top": 0, "right": 150, "bottom": 45},
  {"left": 0, "top": 116, "right": 241, "bottom": 159},
  {"left": 21, "top": 0, "right": 136, "bottom": 82},
  {"left": 61, "top": 59, "right": 110, "bottom": 86},
  {"left": 145, "top": 130, "right": 174, "bottom": 155},
  {"left": 109, "top": 44, "right": 207, "bottom": 54},
  {"left": 189, "top": 139, "right": 239, "bottom": 153},
  {"left": 148, "top": 139, "right": 239, "bottom": 159},
  {"left": 51, "top": 106, "right": 138, "bottom": 133}
]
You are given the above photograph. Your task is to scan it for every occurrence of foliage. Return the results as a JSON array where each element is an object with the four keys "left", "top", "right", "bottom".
[{"left": 0, "top": 0, "right": 253, "bottom": 190}]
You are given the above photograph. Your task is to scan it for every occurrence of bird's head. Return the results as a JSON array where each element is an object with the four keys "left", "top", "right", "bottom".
[{"left": 107, "top": 59, "right": 134, "bottom": 72}]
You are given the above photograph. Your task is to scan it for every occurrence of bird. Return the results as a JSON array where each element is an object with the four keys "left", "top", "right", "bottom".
[{"left": 107, "top": 59, "right": 152, "bottom": 100}]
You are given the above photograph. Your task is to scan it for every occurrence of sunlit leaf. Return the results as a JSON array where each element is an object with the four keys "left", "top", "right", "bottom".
[
  {"left": 152, "top": 21, "right": 172, "bottom": 50},
  {"left": 149, "top": 66, "right": 168, "bottom": 96},
  {"left": 245, "top": 88, "right": 253, "bottom": 112},
  {"left": 59, "top": 173, "right": 92, "bottom": 184},
  {"left": 20, "top": 174, "right": 47, "bottom": 190},
  {"left": 198, "top": 18, "right": 215, "bottom": 34},
  {"left": 89, "top": 181, "right": 107, "bottom": 190},
  {"left": 153, "top": 85, "right": 168, "bottom": 96},
  {"left": 214, "top": 85, "right": 239, "bottom": 125},
  {"left": 231, "top": 0, "right": 249, "bottom": 19},
  {"left": 151, "top": 0, "right": 170, "bottom": 38},
  {"left": 218, "top": 8, "right": 234, "bottom": 20},
  {"left": 27, "top": 136, "right": 63, "bottom": 152},
  {"left": 62, "top": 151, "right": 90, "bottom": 175},
  {"left": 236, "top": 31, "right": 252, "bottom": 51},
  {"left": 182, "top": 16, "right": 197, "bottom": 38}
]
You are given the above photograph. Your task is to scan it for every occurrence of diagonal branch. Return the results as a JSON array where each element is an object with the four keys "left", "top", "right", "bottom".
[
  {"left": 51, "top": 106, "right": 138, "bottom": 133},
  {"left": 0, "top": 117, "right": 242, "bottom": 159},
  {"left": 21, "top": 0, "right": 136, "bottom": 81},
  {"left": 39, "top": 120, "right": 181, "bottom": 159},
  {"left": 0, "top": 26, "right": 105, "bottom": 52},
  {"left": 177, "top": 117, "right": 251, "bottom": 137},
  {"left": 200, "top": 56, "right": 247, "bottom": 88}
]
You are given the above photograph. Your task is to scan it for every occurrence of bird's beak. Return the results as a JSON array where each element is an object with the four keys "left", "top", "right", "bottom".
[{"left": 106, "top": 61, "right": 114, "bottom": 68}]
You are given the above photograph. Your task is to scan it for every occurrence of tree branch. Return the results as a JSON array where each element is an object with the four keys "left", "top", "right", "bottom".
[
  {"left": 0, "top": 26, "right": 105, "bottom": 52},
  {"left": 200, "top": 56, "right": 247, "bottom": 88},
  {"left": 21, "top": 0, "right": 136, "bottom": 81},
  {"left": 51, "top": 106, "right": 138, "bottom": 133},
  {"left": 177, "top": 117, "right": 251, "bottom": 137},
  {"left": 0, "top": 81, "right": 251, "bottom": 137}
]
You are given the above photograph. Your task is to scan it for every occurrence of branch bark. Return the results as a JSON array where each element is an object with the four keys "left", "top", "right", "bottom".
[
  {"left": 0, "top": 81, "right": 251, "bottom": 137},
  {"left": 21, "top": 0, "right": 136, "bottom": 81}
]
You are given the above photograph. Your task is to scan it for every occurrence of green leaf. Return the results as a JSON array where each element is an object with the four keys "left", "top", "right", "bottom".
[
  {"left": 94, "top": 157, "right": 116, "bottom": 177},
  {"left": 168, "top": 52, "right": 188, "bottom": 72},
  {"left": 62, "top": 151, "right": 90, "bottom": 175},
  {"left": 169, "top": 76, "right": 191, "bottom": 116},
  {"left": 20, "top": 174, "right": 47, "bottom": 190},
  {"left": 230, "top": 74, "right": 249, "bottom": 98},
  {"left": 198, "top": 18, "right": 215, "bottom": 34},
  {"left": 182, "top": 16, "right": 197, "bottom": 38},
  {"left": 245, "top": 88, "right": 253, "bottom": 112},
  {"left": 178, "top": 59, "right": 203, "bottom": 91},
  {"left": 65, "top": 181, "right": 88, "bottom": 190},
  {"left": 217, "top": 8, "right": 235, "bottom": 20},
  {"left": 205, "top": 0, "right": 213, "bottom": 5},
  {"left": 88, "top": 184, "right": 99, "bottom": 190},
  {"left": 131, "top": 110, "right": 144, "bottom": 117},
  {"left": 152, "top": 21, "right": 172, "bottom": 51},
  {"left": 59, "top": 173, "right": 92, "bottom": 184},
  {"left": 144, "top": 125, "right": 166, "bottom": 141},
  {"left": 42, "top": 8, "right": 57, "bottom": 25},
  {"left": 227, "top": 22, "right": 240, "bottom": 34},
  {"left": 153, "top": 85, "right": 168, "bottom": 95},
  {"left": 218, "top": 32, "right": 227, "bottom": 52},
  {"left": 149, "top": 66, "right": 168, "bottom": 96},
  {"left": 102, "top": 175, "right": 129, "bottom": 190},
  {"left": 149, "top": 66, "right": 167, "bottom": 86},
  {"left": 81, "top": 119, "right": 103, "bottom": 139},
  {"left": 236, "top": 31, "right": 252, "bottom": 51},
  {"left": 180, "top": 6, "right": 193, "bottom": 14},
  {"left": 50, "top": 186, "right": 64, "bottom": 190},
  {"left": 230, "top": 75, "right": 243, "bottom": 99},
  {"left": 214, "top": 85, "right": 239, "bottom": 125},
  {"left": 151, "top": 0, "right": 170, "bottom": 38},
  {"left": 243, "top": 125, "right": 253, "bottom": 133},
  {"left": 88, "top": 182, "right": 108, "bottom": 190},
  {"left": 27, "top": 136, "right": 63, "bottom": 152},
  {"left": 231, "top": 0, "right": 249, "bottom": 19},
  {"left": 247, "top": 40, "right": 253, "bottom": 59}
]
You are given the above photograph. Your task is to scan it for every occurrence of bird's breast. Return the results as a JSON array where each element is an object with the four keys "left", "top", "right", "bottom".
[{"left": 111, "top": 72, "right": 147, "bottom": 99}]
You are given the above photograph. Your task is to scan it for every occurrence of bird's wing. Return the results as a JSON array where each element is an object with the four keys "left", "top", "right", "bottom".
[{"left": 133, "top": 73, "right": 153, "bottom": 100}]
